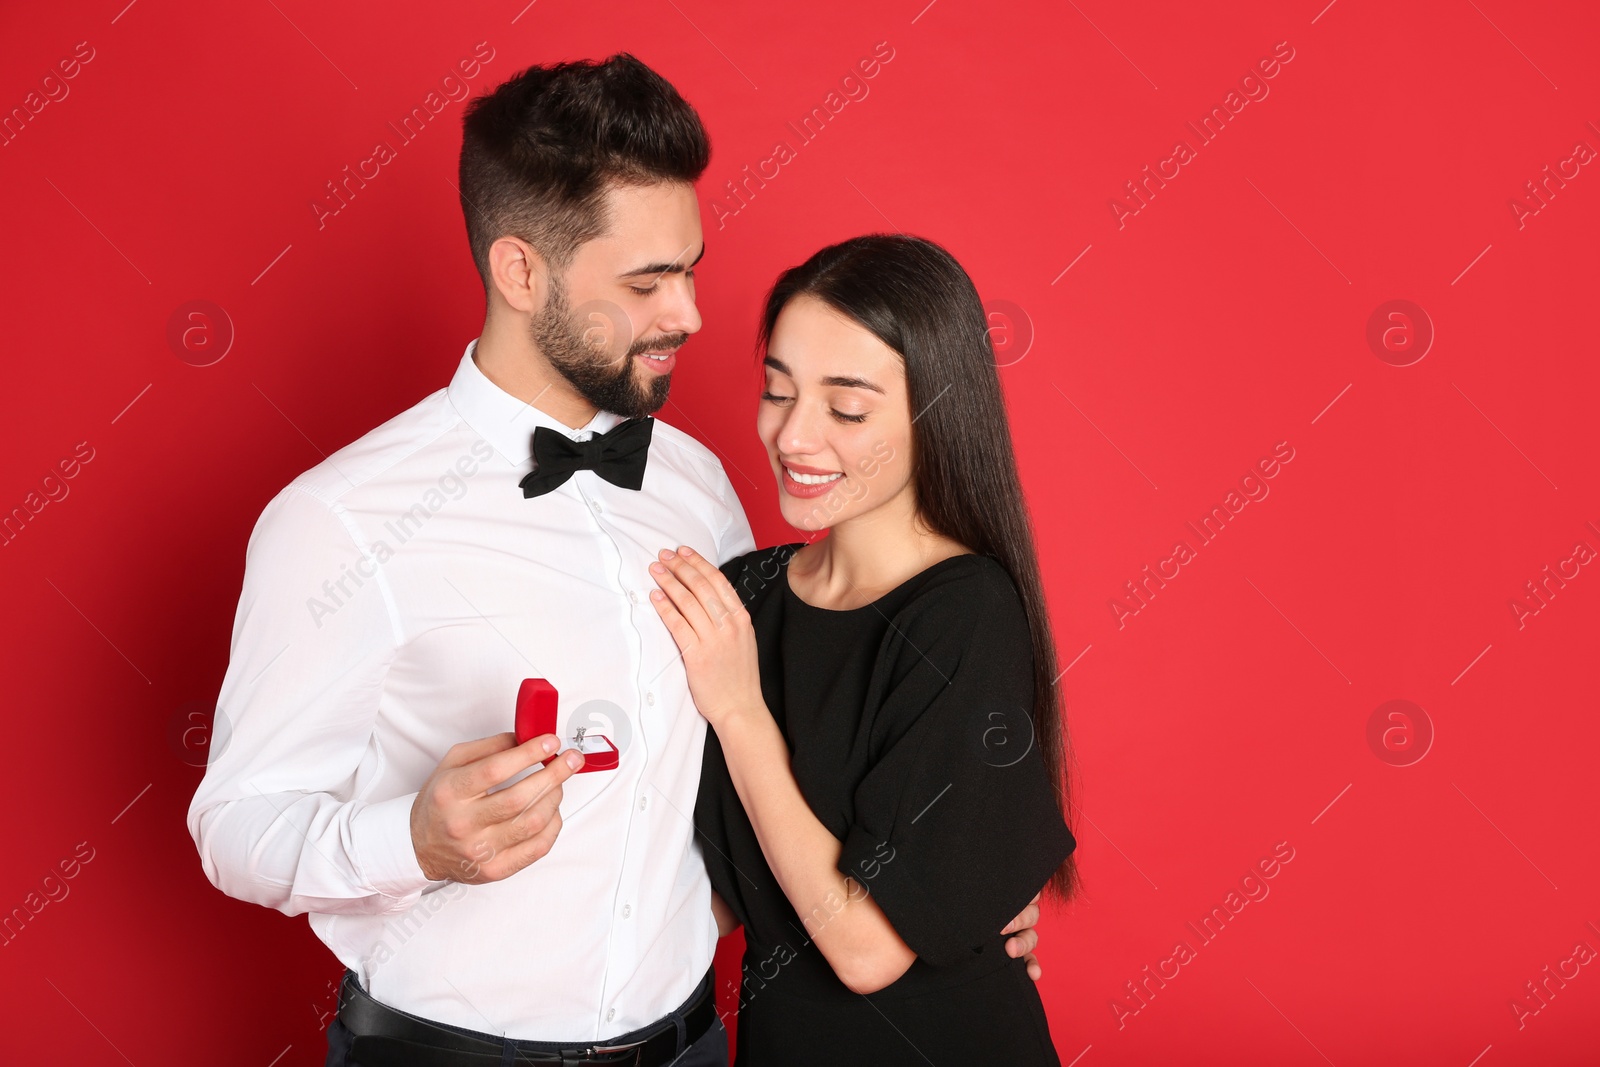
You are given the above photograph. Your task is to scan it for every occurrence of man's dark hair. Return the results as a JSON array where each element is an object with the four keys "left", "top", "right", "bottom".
[{"left": 458, "top": 53, "right": 711, "bottom": 295}]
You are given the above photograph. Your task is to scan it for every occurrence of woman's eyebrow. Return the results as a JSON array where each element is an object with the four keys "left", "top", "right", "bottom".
[
  {"left": 763, "top": 355, "right": 884, "bottom": 394},
  {"left": 820, "top": 374, "right": 884, "bottom": 394}
]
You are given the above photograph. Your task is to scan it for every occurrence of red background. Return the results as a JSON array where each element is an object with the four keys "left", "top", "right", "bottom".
[{"left": 2, "top": 0, "right": 1596, "bottom": 1063}]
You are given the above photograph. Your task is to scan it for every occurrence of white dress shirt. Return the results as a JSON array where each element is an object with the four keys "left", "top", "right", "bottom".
[{"left": 187, "top": 337, "right": 756, "bottom": 1039}]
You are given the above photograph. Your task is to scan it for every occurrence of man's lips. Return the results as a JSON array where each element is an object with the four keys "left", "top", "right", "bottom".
[{"left": 635, "top": 348, "right": 677, "bottom": 373}]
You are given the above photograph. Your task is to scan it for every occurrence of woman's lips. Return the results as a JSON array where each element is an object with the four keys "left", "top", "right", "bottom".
[{"left": 780, "top": 464, "right": 844, "bottom": 499}]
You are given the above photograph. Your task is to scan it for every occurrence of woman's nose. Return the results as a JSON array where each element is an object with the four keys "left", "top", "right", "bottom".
[{"left": 777, "top": 402, "right": 825, "bottom": 457}]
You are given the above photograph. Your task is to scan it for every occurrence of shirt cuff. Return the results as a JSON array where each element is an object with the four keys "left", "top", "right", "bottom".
[{"left": 351, "top": 792, "right": 441, "bottom": 901}]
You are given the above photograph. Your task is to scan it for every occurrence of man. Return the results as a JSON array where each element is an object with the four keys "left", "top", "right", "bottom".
[{"left": 188, "top": 53, "right": 1042, "bottom": 1067}]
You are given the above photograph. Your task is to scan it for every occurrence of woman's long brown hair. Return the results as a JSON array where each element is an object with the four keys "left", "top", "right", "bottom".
[{"left": 755, "top": 233, "right": 1080, "bottom": 903}]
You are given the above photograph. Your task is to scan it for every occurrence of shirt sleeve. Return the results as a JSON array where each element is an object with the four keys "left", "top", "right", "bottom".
[
  {"left": 186, "top": 483, "right": 443, "bottom": 918},
  {"left": 834, "top": 565, "right": 1077, "bottom": 967}
]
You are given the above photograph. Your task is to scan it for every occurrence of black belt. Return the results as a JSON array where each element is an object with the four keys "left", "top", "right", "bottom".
[{"left": 335, "top": 968, "right": 716, "bottom": 1067}]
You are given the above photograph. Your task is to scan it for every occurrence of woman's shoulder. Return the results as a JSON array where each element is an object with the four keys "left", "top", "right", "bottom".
[
  {"left": 719, "top": 542, "right": 806, "bottom": 606},
  {"left": 883, "top": 552, "right": 1031, "bottom": 658},
  {"left": 899, "top": 552, "right": 1023, "bottom": 619}
]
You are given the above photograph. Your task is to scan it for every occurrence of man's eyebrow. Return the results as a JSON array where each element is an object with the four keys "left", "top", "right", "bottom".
[
  {"left": 763, "top": 355, "right": 884, "bottom": 395},
  {"left": 620, "top": 243, "right": 706, "bottom": 279}
]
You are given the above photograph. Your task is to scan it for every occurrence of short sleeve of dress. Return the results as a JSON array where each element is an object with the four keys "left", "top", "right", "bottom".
[{"left": 835, "top": 560, "right": 1077, "bottom": 967}]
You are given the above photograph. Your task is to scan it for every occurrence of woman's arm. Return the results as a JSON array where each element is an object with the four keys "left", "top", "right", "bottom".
[
  {"left": 714, "top": 704, "right": 916, "bottom": 993},
  {"left": 650, "top": 547, "right": 915, "bottom": 993}
]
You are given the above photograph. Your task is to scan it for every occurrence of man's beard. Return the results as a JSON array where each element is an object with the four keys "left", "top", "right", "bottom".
[{"left": 529, "top": 272, "right": 682, "bottom": 420}]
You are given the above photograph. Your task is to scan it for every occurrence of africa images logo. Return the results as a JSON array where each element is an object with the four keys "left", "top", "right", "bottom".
[{"left": 567, "top": 698, "right": 633, "bottom": 758}]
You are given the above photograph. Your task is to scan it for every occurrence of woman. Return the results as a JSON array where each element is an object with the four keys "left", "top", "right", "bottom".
[{"left": 646, "top": 234, "right": 1079, "bottom": 1065}]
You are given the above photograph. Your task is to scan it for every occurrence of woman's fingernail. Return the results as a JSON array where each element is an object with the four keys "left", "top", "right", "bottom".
[
  {"left": 650, "top": 562, "right": 666, "bottom": 573},
  {"left": 680, "top": 545, "right": 696, "bottom": 557},
  {"left": 650, "top": 589, "right": 664, "bottom": 600},
  {"left": 542, "top": 736, "right": 557, "bottom": 754},
  {"left": 564, "top": 750, "right": 584, "bottom": 770}
]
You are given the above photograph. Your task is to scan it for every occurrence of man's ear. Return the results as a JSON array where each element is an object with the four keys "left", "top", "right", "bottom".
[{"left": 488, "top": 235, "right": 550, "bottom": 314}]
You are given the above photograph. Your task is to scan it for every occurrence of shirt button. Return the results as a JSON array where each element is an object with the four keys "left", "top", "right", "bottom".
[
  {"left": 645, "top": 692, "right": 655, "bottom": 706},
  {"left": 591, "top": 499, "right": 603, "bottom": 513},
  {"left": 638, "top": 796, "right": 648, "bottom": 811},
  {"left": 628, "top": 590, "right": 639, "bottom": 604},
  {"left": 622, "top": 904, "right": 632, "bottom": 918},
  {"left": 606, "top": 1008, "right": 616, "bottom": 1023}
]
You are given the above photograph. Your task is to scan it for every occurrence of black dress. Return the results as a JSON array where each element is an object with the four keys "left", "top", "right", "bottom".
[{"left": 694, "top": 543, "right": 1078, "bottom": 1066}]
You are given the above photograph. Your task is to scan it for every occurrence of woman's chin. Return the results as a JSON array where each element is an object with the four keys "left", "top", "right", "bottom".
[
  {"left": 783, "top": 514, "right": 825, "bottom": 534},
  {"left": 779, "top": 502, "right": 837, "bottom": 534}
]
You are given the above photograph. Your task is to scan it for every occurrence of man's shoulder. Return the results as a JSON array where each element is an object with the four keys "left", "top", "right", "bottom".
[
  {"left": 647, "top": 415, "right": 744, "bottom": 503},
  {"left": 280, "top": 387, "right": 463, "bottom": 507}
]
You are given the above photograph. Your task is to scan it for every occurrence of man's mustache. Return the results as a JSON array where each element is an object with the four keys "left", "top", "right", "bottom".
[{"left": 627, "top": 333, "right": 687, "bottom": 358}]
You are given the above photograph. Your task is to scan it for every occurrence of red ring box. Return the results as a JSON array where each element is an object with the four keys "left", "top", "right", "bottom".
[{"left": 515, "top": 679, "right": 619, "bottom": 772}]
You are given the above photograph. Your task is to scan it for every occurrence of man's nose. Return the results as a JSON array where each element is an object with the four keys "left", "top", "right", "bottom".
[{"left": 657, "top": 279, "right": 702, "bottom": 338}]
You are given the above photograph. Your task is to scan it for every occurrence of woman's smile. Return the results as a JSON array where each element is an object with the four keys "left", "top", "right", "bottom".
[{"left": 780, "top": 461, "right": 845, "bottom": 497}]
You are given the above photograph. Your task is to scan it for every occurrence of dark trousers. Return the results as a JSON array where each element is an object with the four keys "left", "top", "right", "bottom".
[{"left": 325, "top": 968, "right": 729, "bottom": 1067}]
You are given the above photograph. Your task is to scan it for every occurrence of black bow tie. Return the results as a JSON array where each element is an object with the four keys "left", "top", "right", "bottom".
[{"left": 519, "top": 416, "right": 654, "bottom": 499}]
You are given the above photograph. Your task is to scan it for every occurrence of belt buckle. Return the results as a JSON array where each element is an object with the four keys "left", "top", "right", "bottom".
[
  {"left": 591, "top": 1035, "right": 648, "bottom": 1055},
  {"left": 589, "top": 1033, "right": 649, "bottom": 1065}
]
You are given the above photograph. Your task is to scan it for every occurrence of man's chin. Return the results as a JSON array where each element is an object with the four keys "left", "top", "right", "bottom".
[
  {"left": 607, "top": 375, "right": 671, "bottom": 420},
  {"left": 635, "top": 374, "right": 672, "bottom": 416}
]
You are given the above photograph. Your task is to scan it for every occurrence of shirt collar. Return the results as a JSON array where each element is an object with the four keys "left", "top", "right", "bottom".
[{"left": 447, "top": 337, "right": 627, "bottom": 466}]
